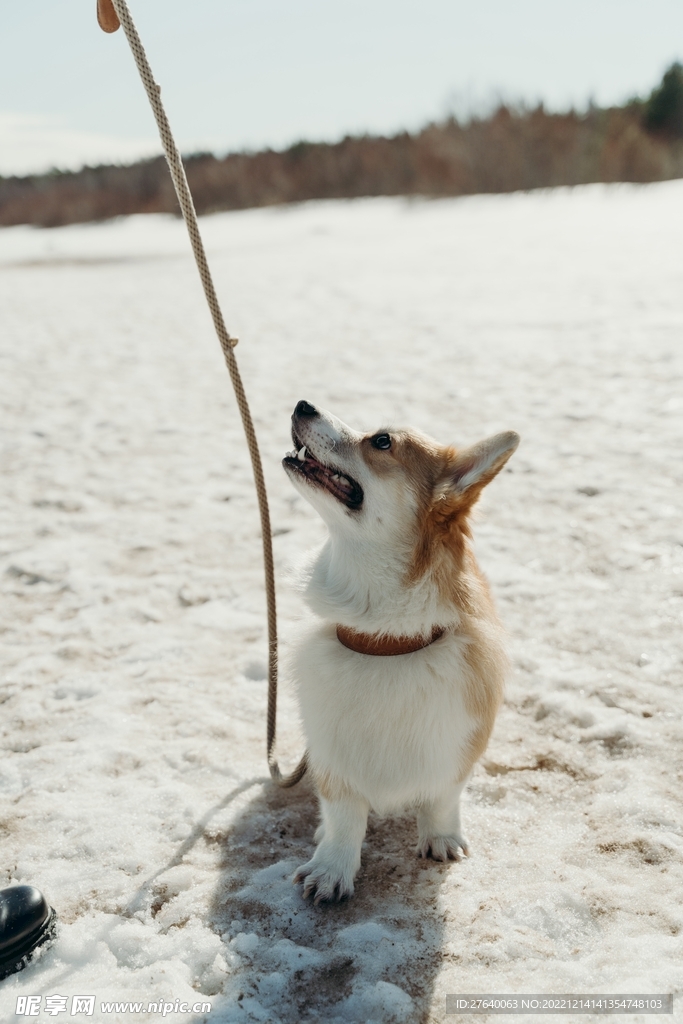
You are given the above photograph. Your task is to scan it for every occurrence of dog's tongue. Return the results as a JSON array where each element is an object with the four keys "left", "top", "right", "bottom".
[{"left": 302, "top": 453, "right": 357, "bottom": 499}]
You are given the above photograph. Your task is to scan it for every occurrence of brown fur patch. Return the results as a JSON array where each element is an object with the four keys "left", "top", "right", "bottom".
[
  {"left": 408, "top": 477, "right": 479, "bottom": 611},
  {"left": 457, "top": 610, "right": 507, "bottom": 780},
  {"left": 405, "top": 433, "right": 516, "bottom": 609},
  {"left": 360, "top": 428, "right": 450, "bottom": 508}
]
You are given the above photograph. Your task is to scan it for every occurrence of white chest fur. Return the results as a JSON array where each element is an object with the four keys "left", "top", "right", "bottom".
[{"left": 291, "top": 623, "right": 482, "bottom": 815}]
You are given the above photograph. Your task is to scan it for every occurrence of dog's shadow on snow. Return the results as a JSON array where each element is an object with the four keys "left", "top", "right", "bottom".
[{"left": 205, "top": 777, "right": 448, "bottom": 1023}]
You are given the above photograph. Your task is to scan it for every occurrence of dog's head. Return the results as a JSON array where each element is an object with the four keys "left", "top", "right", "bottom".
[{"left": 283, "top": 401, "right": 519, "bottom": 558}]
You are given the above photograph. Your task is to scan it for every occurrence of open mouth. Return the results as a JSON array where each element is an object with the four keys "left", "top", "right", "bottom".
[{"left": 283, "top": 432, "right": 363, "bottom": 510}]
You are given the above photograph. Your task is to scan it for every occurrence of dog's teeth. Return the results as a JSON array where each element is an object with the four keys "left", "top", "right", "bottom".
[
  {"left": 297, "top": 446, "right": 307, "bottom": 462},
  {"left": 332, "top": 474, "right": 340, "bottom": 480}
]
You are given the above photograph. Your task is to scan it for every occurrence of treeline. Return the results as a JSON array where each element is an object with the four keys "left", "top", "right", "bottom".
[{"left": 2, "top": 64, "right": 683, "bottom": 228}]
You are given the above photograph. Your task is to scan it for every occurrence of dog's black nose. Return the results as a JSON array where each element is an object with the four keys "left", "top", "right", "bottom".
[{"left": 295, "top": 400, "right": 318, "bottom": 417}]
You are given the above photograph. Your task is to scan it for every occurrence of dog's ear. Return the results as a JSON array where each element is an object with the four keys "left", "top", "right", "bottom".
[{"left": 440, "top": 431, "right": 519, "bottom": 507}]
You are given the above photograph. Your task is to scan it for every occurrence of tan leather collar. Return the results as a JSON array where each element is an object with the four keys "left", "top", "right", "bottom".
[{"left": 336, "top": 623, "right": 445, "bottom": 656}]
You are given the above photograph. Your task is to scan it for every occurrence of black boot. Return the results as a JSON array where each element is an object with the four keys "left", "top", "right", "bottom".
[{"left": 0, "top": 886, "right": 57, "bottom": 980}]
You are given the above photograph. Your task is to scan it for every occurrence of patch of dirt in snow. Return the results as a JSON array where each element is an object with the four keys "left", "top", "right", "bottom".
[
  {"left": 207, "top": 782, "right": 442, "bottom": 1021},
  {"left": 1, "top": 185, "right": 682, "bottom": 1022}
]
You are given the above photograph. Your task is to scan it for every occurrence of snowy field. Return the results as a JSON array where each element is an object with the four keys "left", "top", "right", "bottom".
[{"left": 1, "top": 183, "right": 682, "bottom": 1023}]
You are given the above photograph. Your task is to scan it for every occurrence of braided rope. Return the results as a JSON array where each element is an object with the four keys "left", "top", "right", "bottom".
[{"left": 105, "top": 0, "right": 307, "bottom": 788}]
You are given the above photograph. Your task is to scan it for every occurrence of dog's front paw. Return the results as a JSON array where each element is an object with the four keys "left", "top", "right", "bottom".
[
  {"left": 417, "top": 834, "right": 469, "bottom": 862},
  {"left": 293, "top": 855, "right": 356, "bottom": 904}
]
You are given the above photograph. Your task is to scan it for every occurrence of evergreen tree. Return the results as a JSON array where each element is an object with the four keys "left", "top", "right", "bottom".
[{"left": 645, "top": 62, "right": 683, "bottom": 137}]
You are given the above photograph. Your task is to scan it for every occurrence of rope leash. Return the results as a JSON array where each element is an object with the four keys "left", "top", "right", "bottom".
[{"left": 98, "top": 0, "right": 307, "bottom": 788}]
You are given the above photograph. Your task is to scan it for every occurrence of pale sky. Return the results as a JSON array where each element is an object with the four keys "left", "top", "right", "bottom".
[{"left": 1, "top": 0, "right": 682, "bottom": 175}]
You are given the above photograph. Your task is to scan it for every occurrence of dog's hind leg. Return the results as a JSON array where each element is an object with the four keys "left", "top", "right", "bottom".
[
  {"left": 294, "top": 793, "right": 369, "bottom": 903},
  {"left": 416, "top": 781, "right": 469, "bottom": 861}
]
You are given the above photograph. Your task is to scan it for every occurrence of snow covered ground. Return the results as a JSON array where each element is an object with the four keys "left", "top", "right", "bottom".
[{"left": 1, "top": 183, "right": 682, "bottom": 1023}]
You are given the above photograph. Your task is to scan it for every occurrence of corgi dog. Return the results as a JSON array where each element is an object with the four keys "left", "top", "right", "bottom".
[{"left": 283, "top": 400, "right": 519, "bottom": 903}]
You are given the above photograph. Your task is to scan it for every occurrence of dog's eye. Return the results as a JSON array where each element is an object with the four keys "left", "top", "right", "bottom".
[{"left": 371, "top": 434, "right": 392, "bottom": 450}]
